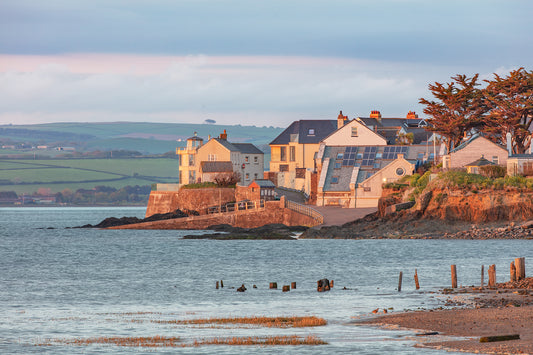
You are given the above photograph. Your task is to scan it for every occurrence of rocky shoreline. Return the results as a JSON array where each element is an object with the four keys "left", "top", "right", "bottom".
[{"left": 358, "top": 280, "right": 533, "bottom": 354}]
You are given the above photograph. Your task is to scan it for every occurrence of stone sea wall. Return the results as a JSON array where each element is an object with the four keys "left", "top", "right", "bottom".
[{"left": 145, "top": 188, "right": 235, "bottom": 217}]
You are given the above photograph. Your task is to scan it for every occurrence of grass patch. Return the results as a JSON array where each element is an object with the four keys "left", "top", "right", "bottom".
[
  {"left": 193, "top": 335, "right": 327, "bottom": 346},
  {"left": 39, "top": 335, "right": 327, "bottom": 347},
  {"left": 154, "top": 316, "right": 327, "bottom": 328}
]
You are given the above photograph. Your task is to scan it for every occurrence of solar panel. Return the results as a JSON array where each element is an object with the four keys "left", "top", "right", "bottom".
[
  {"left": 383, "top": 146, "right": 408, "bottom": 159},
  {"left": 342, "top": 146, "right": 357, "bottom": 166},
  {"left": 361, "top": 146, "right": 377, "bottom": 166}
]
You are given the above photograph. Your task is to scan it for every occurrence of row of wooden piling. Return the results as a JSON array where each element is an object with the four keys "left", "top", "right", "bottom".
[
  {"left": 216, "top": 279, "right": 337, "bottom": 292},
  {"left": 450, "top": 257, "right": 526, "bottom": 289},
  {"left": 217, "top": 257, "right": 526, "bottom": 293},
  {"left": 396, "top": 257, "right": 527, "bottom": 292}
]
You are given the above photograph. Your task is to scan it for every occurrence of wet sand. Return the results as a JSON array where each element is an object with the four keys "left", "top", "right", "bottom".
[{"left": 359, "top": 287, "right": 533, "bottom": 354}]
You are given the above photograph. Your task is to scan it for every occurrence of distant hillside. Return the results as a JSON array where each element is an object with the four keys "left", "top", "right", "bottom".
[{"left": 0, "top": 122, "right": 283, "bottom": 155}]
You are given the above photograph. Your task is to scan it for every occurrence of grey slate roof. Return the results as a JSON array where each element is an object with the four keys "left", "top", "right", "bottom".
[
  {"left": 320, "top": 144, "right": 432, "bottom": 191},
  {"left": 200, "top": 161, "right": 233, "bottom": 173},
  {"left": 270, "top": 120, "right": 338, "bottom": 145},
  {"left": 450, "top": 134, "right": 506, "bottom": 153},
  {"left": 250, "top": 179, "right": 276, "bottom": 188},
  {"left": 232, "top": 143, "right": 264, "bottom": 154},
  {"left": 213, "top": 138, "right": 263, "bottom": 154},
  {"left": 464, "top": 157, "right": 495, "bottom": 167}
]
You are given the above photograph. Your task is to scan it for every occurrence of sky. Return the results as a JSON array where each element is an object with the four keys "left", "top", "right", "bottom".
[{"left": 0, "top": 0, "right": 532, "bottom": 128}]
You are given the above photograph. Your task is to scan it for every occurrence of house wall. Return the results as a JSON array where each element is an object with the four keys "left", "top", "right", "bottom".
[
  {"left": 449, "top": 137, "right": 508, "bottom": 169},
  {"left": 355, "top": 158, "right": 414, "bottom": 208},
  {"left": 322, "top": 120, "right": 387, "bottom": 146},
  {"left": 269, "top": 143, "right": 319, "bottom": 173},
  {"left": 236, "top": 152, "right": 264, "bottom": 185},
  {"left": 507, "top": 157, "right": 533, "bottom": 176}
]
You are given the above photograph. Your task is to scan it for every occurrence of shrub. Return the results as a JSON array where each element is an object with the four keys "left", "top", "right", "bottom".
[
  {"left": 480, "top": 165, "right": 506, "bottom": 178},
  {"left": 181, "top": 182, "right": 218, "bottom": 189}
]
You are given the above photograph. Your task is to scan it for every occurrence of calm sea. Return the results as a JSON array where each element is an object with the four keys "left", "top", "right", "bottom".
[{"left": 1, "top": 207, "right": 530, "bottom": 354}]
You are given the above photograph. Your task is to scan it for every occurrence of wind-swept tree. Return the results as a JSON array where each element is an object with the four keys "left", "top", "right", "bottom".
[
  {"left": 482, "top": 68, "right": 533, "bottom": 154},
  {"left": 419, "top": 74, "right": 487, "bottom": 153}
]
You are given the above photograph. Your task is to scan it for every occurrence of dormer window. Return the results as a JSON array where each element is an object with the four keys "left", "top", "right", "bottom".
[
  {"left": 308, "top": 129, "right": 315, "bottom": 136},
  {"left": 351, "top": 127, "right": 358, "bottom": 137}
]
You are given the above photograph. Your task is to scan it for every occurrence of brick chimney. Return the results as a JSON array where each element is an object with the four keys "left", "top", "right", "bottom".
[
  {"left": 370, "top": 110, "right": 382, "bottom": 122},
  {"left": 406, "top": 111, "right": 418, "bottom": 119},
  {"left": 220, "top": 129, "right": 228, "bottom": 140},
  {"left": 337, "top": 110, "right": 348, "bottom": 129}
]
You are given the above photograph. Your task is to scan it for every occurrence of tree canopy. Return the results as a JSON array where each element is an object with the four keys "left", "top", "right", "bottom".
[
  {"left": 420, "top": 68, "right": 533, "bottom": 154},
  {"left": 482, "top": 68, "right": 533, "bottom": 154},
  {"left": 419, "top": 74, "right": 486, "bottom": 152}
]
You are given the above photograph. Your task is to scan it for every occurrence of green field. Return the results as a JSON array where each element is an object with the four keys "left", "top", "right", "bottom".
[{"left": 0, "top": 158, "right": 178, "bottom": 194}]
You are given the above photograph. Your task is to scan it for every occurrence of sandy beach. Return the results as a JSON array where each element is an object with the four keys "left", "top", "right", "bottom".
[{"left": 359, "top": 283, "right": 533, "bottom": 354}]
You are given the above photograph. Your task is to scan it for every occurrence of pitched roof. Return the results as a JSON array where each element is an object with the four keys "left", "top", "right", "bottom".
[
  {"left": 450, "top": 134, "right": 506, "bottom": 153},
  {"left": 213, "top": 139, "right": 263, "bottom": 154},
  {"left": 270, "top": 120, "right": 338, "bottom": 145},
  {"left": 249, "top": 179, "right": 276, "bottom": 188},
  {"left": 464, "top": 157, "right": 495, "bottom": 167},
  {"left": 232, "top": 143, "right": 264, "bottom": 154},
  {"left": 200, "top": 161, "right": 233, "bottom": 173}
]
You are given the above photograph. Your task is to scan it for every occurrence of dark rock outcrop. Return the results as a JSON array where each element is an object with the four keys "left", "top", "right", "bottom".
[
  {"left": 183, "top": 223, "right": 307, "bottom": 240},
  {"left": 76, "top": 209, "right": 196, "bottom": 228}
]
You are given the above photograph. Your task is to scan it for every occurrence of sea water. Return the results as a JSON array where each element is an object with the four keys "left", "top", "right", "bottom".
[{"left": 1, "top": 207, "right": 531, "bottom": 354}]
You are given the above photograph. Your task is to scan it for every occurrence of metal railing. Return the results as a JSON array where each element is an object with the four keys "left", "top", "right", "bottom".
[
  {"left": 207, "top": 199, "right": 265, "bottom": 214},
  {"left": 284, "top": 200, "right": 324, "bottom": 225}
]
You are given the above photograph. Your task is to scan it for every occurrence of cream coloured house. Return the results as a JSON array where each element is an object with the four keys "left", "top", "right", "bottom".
[
  {"left": 442, "top": 135, "right": 508, "bottom": 170},
  {"left": 177, "top": 130, "right": 264, "bottom": 186}
]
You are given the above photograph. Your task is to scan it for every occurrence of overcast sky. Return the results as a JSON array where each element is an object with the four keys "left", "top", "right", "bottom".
[{"left": 1, "top": 0, "right": 531, "bottom": 127}]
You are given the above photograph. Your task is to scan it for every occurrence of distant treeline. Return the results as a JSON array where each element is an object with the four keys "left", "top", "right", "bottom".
[
  {"left": 1, "top": 185, "right": 152, "bottom": 205},
  {"left": 0, "top": 127, "right": 95, "bottom": 141}
]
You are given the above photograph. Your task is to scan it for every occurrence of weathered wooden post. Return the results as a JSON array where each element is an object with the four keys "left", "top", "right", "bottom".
[
  {"left": 220, "top": 280, "right": 224, "bottom": 288},
  {"left": 329, "top": 280, "right": 334, "bottom": 288},
  {"left": 451, "top": 265, "right": 457, "bottom": 289},
  {"left": 481, "top": 265, "right": 484, "bottom": 288},
  {"left": 510, "top": 261, "right": 516, "bottom": 282},
  {"left": 398, "top": 271, "right": 403, "bottom": 292},
  {"left": 269, "top": 282, "right": 277, "bottom": 289},
  {"left": 282, "top": 285, "right": 290, "bottom": 292},
  {"left": 291, "top": 282, "right": 296, "bottom": 289},
  {"left": 488, "top": 264, "right": 496, "bottom": 287},
  {"left": 414, "top": 269, "right": 420, "bottom": 290},
  {"left": 216, "top": 281, "right": 219, "bottom": 289},
  {"left": 515, "top": 257, "right": 526, "bottom": 280}
]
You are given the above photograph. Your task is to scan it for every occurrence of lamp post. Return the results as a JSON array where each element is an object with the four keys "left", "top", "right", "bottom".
[{"left": 241, "top": 163, "right": 245, "bottom": 185}]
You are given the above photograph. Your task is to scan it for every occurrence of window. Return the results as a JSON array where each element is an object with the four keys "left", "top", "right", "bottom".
[
  {"left": 280, "top": 147, "right": 286, "bottom": 161},
  {"left": 188, "top": 170, "right": 195, "bottom": 183},
  {"left": 254, "top": 173, "right": 258, "bottom": 179},
  {"left": 417, "top": 153, "right": 424, "bottom": 161},
  {"left": 188, "top": 154, "right": 195, "bottom": 166},
  {"left": 290, "top": 146, "right": 296, "bottom": 162},
  {"left": 245, "top": 173, "right": 250, "bottom": 180},
  {"left": 245, "top": 156, "right": 249, "bottom": 163},
  {"left": 308, "top": 128, "right": 315, "bottom": 135},
  {"left": 331, "top": 176, "right": 339, "bottom": 184},
  {"left": 334, "top": 162, "right": 341, "bottom": 169},
  {"left": 279, "top": 164, "right": 289, "bottom": 172},
  {"left": 351, "top": 127, "right": 358, "bottom": 137},
  {"left": 396, "top": 167, "right": 405, "bottom": 176},
  {"left": 208, "top": 154, "right": 217, "bottom": 161},
  {"left": 492, "top": 156, "right": 499, "bottom": 164},
  {"left": 336, "top": 153, "right": 343, "bottom": 160},
  {"left": 254, "top": 156, "right": 258, "bottom": 163},
  {"left": 364, "top": 186, "right": 371, "bottom": 192}
]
